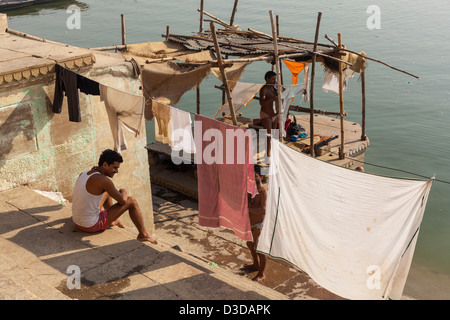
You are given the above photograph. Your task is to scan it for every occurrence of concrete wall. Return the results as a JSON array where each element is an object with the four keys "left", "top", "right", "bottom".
[{"left": 0, "top": 58, "right": 154, "bottom": 235}]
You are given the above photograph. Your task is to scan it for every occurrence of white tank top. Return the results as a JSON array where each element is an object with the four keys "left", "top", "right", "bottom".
[{"left": 72, "top": 171, "right": 104, "bottom": 228}]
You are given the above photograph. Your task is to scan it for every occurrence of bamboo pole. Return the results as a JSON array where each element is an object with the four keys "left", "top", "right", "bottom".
[
  {"left": 289, "top": 105, "right": 348, "bottom": 117},
  {"left": 269, "top": 11, "right": 283, "bottom": 142},
  {"left": 324, "top": 34, "right": 338, "bottom": 47},
  {"left": 276, "top": 14, "right": 284, "bottom": 86},
  {"left": 309, "top": 12, "right": 322, "bottom": 157},
  {"left": 165, "top": 26, "right": 170, "bottom": 40},
  {"left": 248, "top": 27, "right": 419, "bottom": 79},
  {"left": 198, "top": 10, "right": 233, "bottom": 29},
  {"left": 196, "top": 85, "right": 200, "bottom": 114},
  {"left": 90, "top": 45, "right": 127, "bottom": 51},
  {"left": 121, "top": 14, "right": 126, "bottom": 45},
  {"left": 230, "top": 0, "right": 239, "bottom": 26},
  {"left": 338, "top": 33, "right": 345, "bottom": 159},
  {"left": 199, "top": 0, "right": 204, "bottom": 33},
  {"left": 361, "top": 70, "right": 367, "bottom": 140},
  {"left": 210, "top": 22, "right": 238, "bottom": 125},
  {"left": 5, "top": 28, "right": 71, "bottom": 46}
]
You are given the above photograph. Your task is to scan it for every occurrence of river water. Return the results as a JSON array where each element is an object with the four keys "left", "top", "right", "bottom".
[{"left": 4, "top": 0, "right": 450, "bottom": 299}]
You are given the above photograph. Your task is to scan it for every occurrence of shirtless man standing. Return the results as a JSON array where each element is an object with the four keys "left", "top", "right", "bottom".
[
  {"left": 244, "top": 166, "right": 267, "bottom": 282},
  {"left": 72, "top": 149, "right": 157, "bottom": 244},
  {"left": 259, "top": 71, "right": 279, "bottom": 158}
]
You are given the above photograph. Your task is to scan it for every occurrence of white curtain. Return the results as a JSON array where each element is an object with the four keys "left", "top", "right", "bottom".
[{"left": 257, "top": 138, "right": 433, "bottom": 300}]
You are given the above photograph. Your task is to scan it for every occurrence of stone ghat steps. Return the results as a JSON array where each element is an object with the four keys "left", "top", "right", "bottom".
[{"left": 0, "top": 186, "right": 288, "bottom": 300}]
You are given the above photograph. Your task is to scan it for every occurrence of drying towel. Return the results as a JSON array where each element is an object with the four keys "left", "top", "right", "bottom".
[
  {"left": 257, "top": 138, "right": 433, "bottom": 300},
  {"left": 195, "top": 114, "right": 256, "bottom": 242},
  {"left": 99, "top": 84, "right": 145, "bottom": 152},
  {"left": 170, "top": 106, "right": 196, "bottom": 154}
]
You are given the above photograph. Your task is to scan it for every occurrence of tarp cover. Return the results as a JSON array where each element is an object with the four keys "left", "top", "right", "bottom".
[{"left": 257, "top": 138, "right": 432, "bottom": 300}]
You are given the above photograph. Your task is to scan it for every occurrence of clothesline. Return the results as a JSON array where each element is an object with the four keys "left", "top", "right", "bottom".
[{"left": 55, "top": 65, "right": 445, "bottom": 185}]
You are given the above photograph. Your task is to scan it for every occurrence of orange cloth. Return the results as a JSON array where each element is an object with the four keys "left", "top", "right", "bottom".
[{"left": 282, "top": 60, "right": 308, "bottom": 85}]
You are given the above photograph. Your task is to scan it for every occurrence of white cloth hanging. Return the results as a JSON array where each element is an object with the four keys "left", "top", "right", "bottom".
[
  {"left": 218, "top": 82, "right": 264, "bottom": 116},
  {"left": 257, "top": 138, "right": 433, "bottom": 300},
  {"left": 169, "top": 106, "right": 196, "bottom": 155},
  {"left": 322, "top": 68, "right": 354, "bottom": 94},
  {"left": 99, "top": 84, "right": 145, "bottom": 152},
  {"left": 303, "top": 64, "right": 310, "bottom": 103}
]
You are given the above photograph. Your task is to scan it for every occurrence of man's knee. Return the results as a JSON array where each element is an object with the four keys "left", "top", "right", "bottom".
[{"left": 126, "top": 197, "right": 138, "bottom": 207}]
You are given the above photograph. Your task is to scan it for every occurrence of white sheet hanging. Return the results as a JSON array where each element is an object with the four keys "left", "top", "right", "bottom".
[{"left": 257, "top": 138, "right": 433, "bottom": 300}]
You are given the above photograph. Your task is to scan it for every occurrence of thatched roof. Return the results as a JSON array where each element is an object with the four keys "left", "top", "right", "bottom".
[{"left": 167, "top": 30, "right": 337, "bottom": 59}]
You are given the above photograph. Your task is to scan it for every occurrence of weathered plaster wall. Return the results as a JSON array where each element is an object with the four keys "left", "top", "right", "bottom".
[{"left": 0, "top": 59, "right": 154, "bottom": 235}]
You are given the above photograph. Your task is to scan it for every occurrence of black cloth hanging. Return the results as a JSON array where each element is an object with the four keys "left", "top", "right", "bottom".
[{"left": 52, "top": 64, "right": 100, "bottom": 122}]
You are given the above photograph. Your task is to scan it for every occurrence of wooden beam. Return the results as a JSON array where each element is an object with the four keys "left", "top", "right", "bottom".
[
  {"left": 210, "top": 22, "right": 238, "bottom": 125},
  {"left": 121, "top": 14, "right": 126, "bottom": 45},
  {"left": 270, "top": 11, "right": 283, "bottom": 142},
  {"left": 196, "top": 85, "right": 200, "bottom": 114},
  {"left": 309, "top": 12, "right": 322, "bottom": 157},
  {"left": 90, "top": 45, "right": 126, "bottom": 51},
  {"left": 361, "top": 70, "right": 367, "bottom": 140},
  {"left": 289, "top": 105, "right": 347, "bottom": 117},
  {"left": 198, "top": 9, "right": 233, "bottom": 29},
  {"left": 199, "top": 0, "right": 204, "bottom": 33},
  {"left": 230, "top": 0, "right": 239, "bottom": 26},
  {"left": 338, "top": 33, "right": 345, "bottom": 159}
]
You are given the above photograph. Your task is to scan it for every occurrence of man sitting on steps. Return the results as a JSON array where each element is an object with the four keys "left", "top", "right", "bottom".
[{"left": 71, "top": 149, "right": 157, "bottom": 244}]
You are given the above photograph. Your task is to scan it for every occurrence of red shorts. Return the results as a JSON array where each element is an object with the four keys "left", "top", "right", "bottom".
[{"left": 75, "top": 209, "right": 108, "bottom": 233}]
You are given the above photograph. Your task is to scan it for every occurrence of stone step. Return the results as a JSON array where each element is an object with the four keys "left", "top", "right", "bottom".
[
  {"left": 0, "top": 186, "right": 289, "bottom": 300},
  {"left": 0, "top": 250, "right": 70, "bottom": 300},
  {"left": 0, "top": 271, "right": 39, "bottom": 300}
]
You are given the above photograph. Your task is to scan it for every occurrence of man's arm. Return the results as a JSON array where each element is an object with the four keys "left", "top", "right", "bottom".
[{"left": 101, "top": 177, "right": 127, "bottom": 205}]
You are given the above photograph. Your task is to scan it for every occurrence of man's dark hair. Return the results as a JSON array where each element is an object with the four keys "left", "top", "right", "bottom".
[
  {"left": 98, "top": 149, "right": 123, "bottom": 167},
  {"left": 264, "top": 71, "right": 276, "bottom": 80}
]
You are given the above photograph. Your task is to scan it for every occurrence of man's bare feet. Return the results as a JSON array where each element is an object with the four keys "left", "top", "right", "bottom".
[
  {"left": 137, "top": 234, "right": 158, "bottom": 244},
  {"left": 252, "top": 273, "right": 265, "bottom": 282},
  {"left": 110, "top": 219, "right": 125, "bottom": 228}
]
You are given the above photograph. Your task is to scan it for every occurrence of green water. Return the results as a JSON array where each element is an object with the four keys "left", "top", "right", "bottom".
[{"left": 5, "top": 0, "right": 450, "bottom": 297}]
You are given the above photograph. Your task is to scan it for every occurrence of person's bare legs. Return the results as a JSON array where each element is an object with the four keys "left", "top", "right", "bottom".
[
  {"left": 245, "top": 240, "right": 259, "bottom": 271},
  {"left": 244, "top": 228, "right": 266, "bottom": 281},
  {"left": 101, "top": 193, "right": 124, "bottom": 228},
  {"left": 250, "top": 228, "right": 265, "bottom": 282},
  {"left": 261, "top": 117, "right": 272, "bottom": 159},
  {"left": 253, "top": 253, "right": 266, "bottom": 282},
  {"left": 107, "top": 197, "right": 157, "bottom": 244}
]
